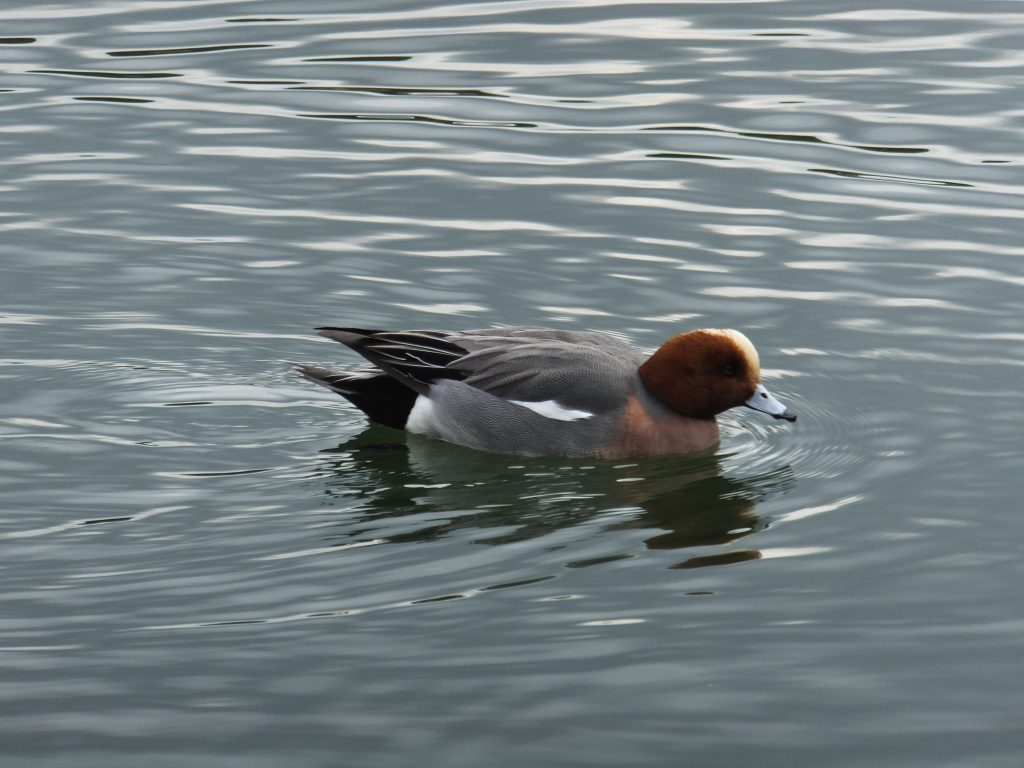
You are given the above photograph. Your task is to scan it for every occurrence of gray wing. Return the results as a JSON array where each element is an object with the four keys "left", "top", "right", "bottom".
[
  {"left": 452, "top": 337, "right": 645, "bottom": 414},
  {"left": 457, "top": 327, "right": 636, "bottom": 349},
  {"left": 315, "top": 326, "right": 644, "bottom": 414}
]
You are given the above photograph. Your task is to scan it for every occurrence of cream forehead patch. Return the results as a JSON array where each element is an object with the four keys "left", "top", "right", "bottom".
[{"left": 704, "top": 328, "right": 761, "bottom": 372}]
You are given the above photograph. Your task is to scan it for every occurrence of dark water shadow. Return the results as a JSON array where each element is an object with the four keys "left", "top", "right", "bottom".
[{"left": 312, "top": 428, "right": 794, "bottom": 570}]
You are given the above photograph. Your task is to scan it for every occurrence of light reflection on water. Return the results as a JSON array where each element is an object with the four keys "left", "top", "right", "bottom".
[{"left": 1, "top": 0, "right": 1023, "bottom": 766}]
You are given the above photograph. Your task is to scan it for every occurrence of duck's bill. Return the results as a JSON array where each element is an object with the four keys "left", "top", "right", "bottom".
[{"left": 745, "top": 384, "right": 797, "bottom": 422}]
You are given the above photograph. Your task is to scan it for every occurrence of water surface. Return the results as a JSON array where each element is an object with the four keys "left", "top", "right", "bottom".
[{"left": 2, "top": 1, "right": 1023, "bottom": 766}]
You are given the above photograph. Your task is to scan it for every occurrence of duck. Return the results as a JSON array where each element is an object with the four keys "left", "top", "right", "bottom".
[{"left": 299, "top": 325, "right": 796, "bottom": 459}]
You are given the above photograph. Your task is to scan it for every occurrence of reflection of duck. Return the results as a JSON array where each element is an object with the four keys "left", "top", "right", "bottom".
[
  {"left": 301, "top": 325, "right": 796, "bottom": 458},
  {"left": 315, "top": 429, "right": 794, "bottom": 569},
  {"left": 606, "top": 472, "right": 775, "bottom": 569}
]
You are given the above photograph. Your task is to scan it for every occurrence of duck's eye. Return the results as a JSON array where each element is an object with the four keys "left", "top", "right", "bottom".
[{"left": 721, "top": 363, "right": 739, "bottom": 377}]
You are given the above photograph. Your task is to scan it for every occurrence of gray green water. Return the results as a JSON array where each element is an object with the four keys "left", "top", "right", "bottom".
[{"left": 2, "top": 1, "right": 1023, "bottom": 766}]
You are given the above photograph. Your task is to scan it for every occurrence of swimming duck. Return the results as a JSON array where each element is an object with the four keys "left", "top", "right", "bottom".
[{"left": 300, "top": 326, "right": 795, "bottom": 458}]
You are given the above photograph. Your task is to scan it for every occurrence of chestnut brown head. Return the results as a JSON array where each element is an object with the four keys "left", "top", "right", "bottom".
[{"left": 639, "top": 329, "right": 795, "bottom": 422}]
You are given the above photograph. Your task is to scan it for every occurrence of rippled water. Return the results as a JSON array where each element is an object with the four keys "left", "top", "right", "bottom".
[{"left": 2, "top": 2, "right": 1023, "bottom": 766}]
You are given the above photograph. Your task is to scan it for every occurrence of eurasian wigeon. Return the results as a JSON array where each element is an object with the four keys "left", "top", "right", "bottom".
[{"left": 300, "top": 326, "right": 796, "bottom": 458}]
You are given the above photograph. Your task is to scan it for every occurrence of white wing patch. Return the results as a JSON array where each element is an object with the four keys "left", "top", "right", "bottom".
[{"left": 509, "top": 399, "right": 594, "bottom": 421}]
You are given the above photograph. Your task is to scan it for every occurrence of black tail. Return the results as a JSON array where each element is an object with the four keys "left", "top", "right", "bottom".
[{"left": 298, "top": 365, "right": 417, "bottom": 430}]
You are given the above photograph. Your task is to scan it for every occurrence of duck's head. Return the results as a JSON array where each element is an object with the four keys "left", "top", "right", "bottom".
[{"left": 638, "top": 328, "right": 797, "bottom": 422}]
